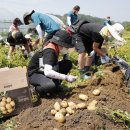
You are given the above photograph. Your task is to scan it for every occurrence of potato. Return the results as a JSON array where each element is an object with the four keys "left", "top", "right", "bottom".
[
  {"left": 51, "top": 109, "right": 57, "bottom": 116},
  {"left": 7, "top": 108, "right": 14, "bottom": 113},
  {"left": 87, "top": 100, "right": 98, "bottom": 111},
  {"left": 54, "top": 102, "right": 61, "bottom": 111},
  {"left": 66, "top": 113, "right": 70, "bottom": 117},
  {"left": 10, "top": 101, "right": 15, "bottom": 107},
  {"left": 54, "top": 112, "right": 65, "bottom": 123},
  {"left": 2, "top": 97, "right": 7, "bottom": 102},
  {"left": 92, "top": 89, "right": 101, "bottom": 96},
  {"left": 0, "top": 101, "right": 6, "bottom": 107},
  {"left": 60, "top": 101, "right": 68, "bottom": 108},
  {"left": 87, "top": 105, "right": 96, "bottom": 111},
  {"left": 2, "top": 110, "right": 7, "bottom": 114},
  {"left": 53, "top": 128, "right": 59, "bottom": 130},
  {"left": 5, "top": 103, "right": 12, "bottom": 110},
  {"left": 66, "top": 107, "right": 74, "bottom": 114},
  {"left": 0, "top": 106, "right": 6, "bottom": 111},
  {"left": 76, "top": 102, "right": 86, "bottom": 109},
  {"left": 68, "top": 102, "right": 76, "bottom": 109},
  {"left": 59, "top": 108, "right": 66, "bottom": 115},
  {"left": 89, "top": 100, "right": 98, "bottom": 106},
  {"left": 6, "top": 97, "right": 12, "bottom": 103},
  {"left": 79, "top": 94, "right": 88, "bottom": 101}
]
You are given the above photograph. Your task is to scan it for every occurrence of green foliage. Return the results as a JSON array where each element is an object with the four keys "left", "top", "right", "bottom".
[
  {"left": 109, "top": 41, "right": 130, "bottom": 65},
  {"left": 1, "top": 120, "right": 18, "bottom": 130},
  {"left": 97, "top": 107, "right": 130, "bottom": 129},
  {"left": 0, "top": 45, "right": 29, "bottom": 68},
  {"left": 125, "top": 24, "right": 130, "bottom": 31}
]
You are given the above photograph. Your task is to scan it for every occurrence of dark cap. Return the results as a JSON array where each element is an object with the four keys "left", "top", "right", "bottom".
[
  {"left": 23, "top": 10, "right": 35, "bottom": 25},
  {"left": 49, "top": 30, "right": 74, "bottom": 48}
]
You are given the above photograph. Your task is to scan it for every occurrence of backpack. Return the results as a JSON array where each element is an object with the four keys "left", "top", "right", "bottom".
[
  {"left": 7, "top": 32, "right": 15, "bottom": 43},
  {"left": 69, "top": 19, "right": 90, "bottom": 33}
]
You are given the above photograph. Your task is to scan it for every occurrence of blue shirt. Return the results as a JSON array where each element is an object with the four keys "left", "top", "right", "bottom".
[
  {"left": 104, "top": 20, "right": 112, "bottom": 26},
  {"left": 31, "top": 12, "right": 60, "bottom": 34},
  {"left": 67, "top": 11, "right": 78, "bottom": 25}
]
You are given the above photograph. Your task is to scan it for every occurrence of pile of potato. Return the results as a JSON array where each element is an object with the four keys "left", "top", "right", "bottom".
[
  {"left": 51, "top": 100, "right": 87, "bottom": 123},
  {"left": 0, "top": 97, "right": 15, "bottom": 115},
  {"left": 51, "top": 89, "right": 101, "bottom": 123}
]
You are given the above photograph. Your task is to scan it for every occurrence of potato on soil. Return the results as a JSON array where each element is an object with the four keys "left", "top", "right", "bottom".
[
  {"left": 68, "top": 101, "right": 76, "bottom": 109},
  {"left": 76, "top": 102, "right": 86, "bottom": 109},
  {"left": 59, "top": 108, "right": 66, "bottom": 115},
  {"left": 92, "top": 89, "right": 101, "bottom": 96},
  {"left": 54, "top": 102, "right": 61, "bottom": 111},
  {"left": 66, "top": 107, "right": 75, "bottom": 114},
  {"left": 79, "top": 94, "right": 88, "bottom": 101},
  {"left": 87, "top": 105, "right": 97, "bottom": 111},
  {"left": 51, "top": 109, "right": 57, "bottom": 116},
  {"left": 54, "top": 112, "right": 65, "bottom": 123},
  {"left": 60, "top": 101, "right": 68, "bottom": 108}
]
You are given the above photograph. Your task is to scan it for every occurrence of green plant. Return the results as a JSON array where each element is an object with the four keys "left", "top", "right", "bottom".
[
  {"left": 2, "top": 120, "right": 18, "bottom": 130},
  {"left": 97, "top": 107, "right": 130, "bottom": 129}
]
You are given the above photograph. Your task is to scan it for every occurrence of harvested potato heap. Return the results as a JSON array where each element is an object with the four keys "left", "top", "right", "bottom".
[
  {"left": 0, "top": 97, "right": 15, "bottom": 115},
  {"left": 51, "top": 90, "right": 101, "bottom": 123}
]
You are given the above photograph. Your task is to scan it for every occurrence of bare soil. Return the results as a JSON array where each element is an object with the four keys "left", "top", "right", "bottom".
[{"left": 1, "top": 64, "right": 130, "bottom": 130}]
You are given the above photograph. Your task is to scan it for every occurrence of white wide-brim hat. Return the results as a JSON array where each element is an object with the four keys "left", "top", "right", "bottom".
[{"left": 107, "top": 23, "right": 124, "bottom": 42}]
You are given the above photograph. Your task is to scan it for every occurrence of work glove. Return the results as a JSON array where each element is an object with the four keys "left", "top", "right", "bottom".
[
  {"left": 101, "top": 55, "right": 110, "bottom": 64},
  {"left": 65, "top": 75, "right": 77, "bottom": 83}
]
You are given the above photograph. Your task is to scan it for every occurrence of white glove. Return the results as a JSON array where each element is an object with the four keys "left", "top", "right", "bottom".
[
  {"left": 101, "top": 56, "right": 110, "bottom": 64},
  {"left": 65, "top": 75, "right": 77, "bottom": 83}
]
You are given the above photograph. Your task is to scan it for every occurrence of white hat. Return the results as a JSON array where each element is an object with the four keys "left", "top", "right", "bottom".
[{"left": 107, "top": 23, "right": 124, "bottom": 42}]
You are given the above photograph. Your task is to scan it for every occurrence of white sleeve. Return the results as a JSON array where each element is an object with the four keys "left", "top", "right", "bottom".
[
  {"left": 36, "top": 24, "right": 43, "bottom": 39},
  {"left": 67, "top": 16, "right": 71, "bottom": 26},
  {"left": 43, "top": 64, "right": 67, "bottom": 80}
]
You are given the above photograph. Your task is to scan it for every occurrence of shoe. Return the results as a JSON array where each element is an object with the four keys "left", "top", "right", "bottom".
[
  {"left": 80, "top": 71, "right": 92, "bottom": 80},
  {"left": 29, "top": 85, "right": 40, "bottom": 106}
]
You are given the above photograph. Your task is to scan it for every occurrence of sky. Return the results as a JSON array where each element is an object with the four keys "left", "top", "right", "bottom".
[{"left": 0, "top": 0, "right": 130, "bottom": 22}]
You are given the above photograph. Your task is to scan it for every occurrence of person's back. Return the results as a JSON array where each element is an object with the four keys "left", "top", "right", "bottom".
[
  {"left": 31, "top": 12, "right": 60, "bottom": 34},
  {"left": 46, "top": 14, "right": 66, "bottom": 30},
  {"left": 79, "top": 23, "right": 104, "bottom": 37}
]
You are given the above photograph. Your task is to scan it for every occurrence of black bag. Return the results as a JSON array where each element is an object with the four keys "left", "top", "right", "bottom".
[
  {"left": 7, "top": 32, "right": 15, "bottom": 43},
  {"left": 70, "top": 19, "right": 90, "bottom": 33},
  {"left": 15, "top": 32, "right": 26, "bottom": 44}
]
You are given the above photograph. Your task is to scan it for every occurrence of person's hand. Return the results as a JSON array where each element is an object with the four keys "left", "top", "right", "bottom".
[
  {"left": 65, "top": 75, "right": 77, "bottom": 83},
  {"left": 101, "top": 56, "right": 110, "bottom": 64}
]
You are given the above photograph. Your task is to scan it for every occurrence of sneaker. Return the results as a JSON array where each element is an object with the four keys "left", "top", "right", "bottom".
[
  {"left": 80, "top": 71, "right": 92, "bottom": 80},
  {"left": 80, "top": 69, "right": 92, "bottom": 80}
]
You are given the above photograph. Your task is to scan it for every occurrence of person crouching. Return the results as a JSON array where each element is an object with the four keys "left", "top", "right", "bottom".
[{"left": 27, "top": 30, "right": 77, "bottom": 96}]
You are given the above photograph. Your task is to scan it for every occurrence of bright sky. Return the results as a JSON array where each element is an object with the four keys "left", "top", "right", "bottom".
[{"left": 0, "top": 0, "right": 130, "bottom": 22}]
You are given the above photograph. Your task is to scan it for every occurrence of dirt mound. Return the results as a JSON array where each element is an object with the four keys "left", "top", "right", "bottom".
[{"left": 1, "top": 64, "right": 130, "bottom": 130}]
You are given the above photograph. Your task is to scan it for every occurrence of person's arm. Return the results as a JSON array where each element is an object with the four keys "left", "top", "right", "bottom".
[
  {"left": 93, "top": 42, "right": 105, "bottom": 57},
  {"left": 67, "top": 16, "right": 71, "bottom": 26},
  {"left": 43, "top": 64, "right": 66, "bottom": 80},
  {"left": 41, "top": 64, "right": 77, "bottom": 82},
  {"left": 36, "top": 25, "right": 43, "bottom": 44}
]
